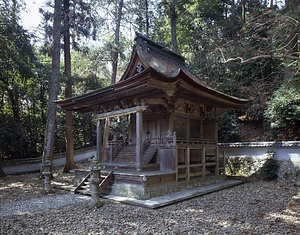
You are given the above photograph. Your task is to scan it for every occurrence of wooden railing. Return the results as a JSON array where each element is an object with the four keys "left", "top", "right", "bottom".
[
  {"left": 176, "top": 138, "right": 217, "bottom": 145},
  {"left": 149, "top": 131, "right": 177, "bottom": 146},
  {"left": 142, "top": 139, "right": 151, "bottom": 153}
]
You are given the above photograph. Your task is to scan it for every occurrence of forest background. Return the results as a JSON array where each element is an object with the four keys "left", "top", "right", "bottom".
[{"left": 0, "top": 0, "right": 299, "bottom": 164}]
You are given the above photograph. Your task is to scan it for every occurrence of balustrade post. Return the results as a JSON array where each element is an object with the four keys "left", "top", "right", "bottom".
[{"left": 173, "top": 131, "right": 177, "bottom": 146}]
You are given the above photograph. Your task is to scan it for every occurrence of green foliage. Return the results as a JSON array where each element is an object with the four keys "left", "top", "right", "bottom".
[
  {"left": 265, "top": 77, "right": 300, "bottom": 139},
  {"left": 218, "top": 113, "right": 240, "bottom": 142},
  {"left": 261, "top": 158, "right": 279, "bottom": 181},
  {"left": 226, "top": 155, "right": 279, "bottom": 180},
  {"left": 0, "top": 1, "right": 50, "bottom": 159}
]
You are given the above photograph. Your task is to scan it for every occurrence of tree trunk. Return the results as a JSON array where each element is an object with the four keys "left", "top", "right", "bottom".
[
  {"left": 170, "top": 0, "right": 178, "bottom": 53},
  {"left": 111, "top": 0, "right": 123, "bottom": 84},
  {"left": 145, "top": 0, "right": 149, "bottom": 37},
  {"left": 63, "top": 0, "right": 75, "bottom": 173},
  {"left": 284, "top": 0, "right": 299, "bottom": 80},
  {"left": 42, "top": 0, "right": 62, "bottom": 185}
]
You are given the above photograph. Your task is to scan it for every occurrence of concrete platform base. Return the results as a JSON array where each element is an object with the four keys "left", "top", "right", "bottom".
[{"left": 104, "top": 179, "right": 244, "bottom": 209}]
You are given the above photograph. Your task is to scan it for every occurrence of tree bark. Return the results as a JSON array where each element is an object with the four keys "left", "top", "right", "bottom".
[
  {"left": 111, "top": 0, "right": 123, "bottom": 84},
  {"left": 145, "top": 0, "right": 149, "bottom": 37},
  {"left": 284, "top": 0, "right": 299, "bottom": 80},
  {"left": 170, "top": 0, "right": 178, "bottom": 53},
  {"left": 63, "top": 0, "right": 75, "bottom": 173},
  {"left": 42, "top": 0, "right": 62, "bottom": 179}
]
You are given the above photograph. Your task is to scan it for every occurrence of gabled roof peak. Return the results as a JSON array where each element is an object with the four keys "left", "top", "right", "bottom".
[
  {"left": 120, "top": 32, "right": 192, "bottom": 80},
  {"left": 134, "top": 32, "right": 186, "bottom": 64}
]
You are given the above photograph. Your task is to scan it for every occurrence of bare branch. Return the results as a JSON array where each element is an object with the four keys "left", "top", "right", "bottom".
[{"left": 217, "top": 48, "right": 300, "bottom": 63}]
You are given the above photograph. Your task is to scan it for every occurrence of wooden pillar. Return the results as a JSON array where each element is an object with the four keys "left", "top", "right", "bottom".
[
  {"left": 186, "top": 146, "right": 190, "bottom": 181},
  {"left": 215, "top": 146, "right": 220, "bottom": 176},
  {"left": 102, "top": 118, "right": 110, "bottom": 162},
  {"left": 96, "top": 120, "right": 103, "bottom": 162},
  {"left": 128, "top": 114, "right": 133, "bottom": 145},
  {"left": 214, "top": 121, "right": 219, "bottom": 175},
  {"left": 157, "top": 119, "right": 161, "bottom": 141},
  {"left": 201, "top": 147, "right": 206, "bottom": 178},
  {"left": 136, "top": 110, "right": 143, "bottom": 171}
]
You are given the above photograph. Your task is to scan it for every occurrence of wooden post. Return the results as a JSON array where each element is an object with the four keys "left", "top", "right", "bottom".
[
  {"left": 172, "top": 131, "right": 176, "bottom": 146},
  {"left": 202, "top": 147, "right": 206, "bottom": 178},
  {"left": 215, "top": 146, "right": 219, "bottom": 176},
  {"left": 96, "top": 120, "right": 103, "bottom": 163},
  {"left": 136, "top": 110, "right": 143, "bottom": 171},
  {"left": 157, "top": 119, "right": 161, "bottom": 140},
  {"left": 186, "top": 146, "right": 190, "bottom": 181},
  {"left": 102, "top": 118, "right": 110, "bottom": 162}
]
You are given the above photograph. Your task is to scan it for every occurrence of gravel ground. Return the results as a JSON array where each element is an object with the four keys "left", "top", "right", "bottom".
[{"left": 0, "top": 168, "right": 299, "bottom": 235}]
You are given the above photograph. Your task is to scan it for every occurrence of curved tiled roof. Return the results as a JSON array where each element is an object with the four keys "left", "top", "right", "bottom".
[{"left": 56, "top": 33, "right": 248, "bottom": 113}]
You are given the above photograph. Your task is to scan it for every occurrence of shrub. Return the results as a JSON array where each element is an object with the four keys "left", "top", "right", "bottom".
[{"left": 265, "top": 77, "right": 300, "bottom": 140}]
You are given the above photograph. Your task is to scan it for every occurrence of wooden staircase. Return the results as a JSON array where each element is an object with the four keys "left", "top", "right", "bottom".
[
  {"left": 104, "top": 144, "right": 160, "bottom": 171},
  {"left": 74, "top": 171, "right": 114, "bottom": 196},
  {"left": 113, "top": 145, "right": 136, "bottom": 163},
  {"left": 143, "top": 145, "right": 158, "bottom": 164}
]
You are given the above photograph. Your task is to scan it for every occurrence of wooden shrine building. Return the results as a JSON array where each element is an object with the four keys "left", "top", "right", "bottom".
[{"left": 56, "top": 33, "right": 248, "bottom": 199}]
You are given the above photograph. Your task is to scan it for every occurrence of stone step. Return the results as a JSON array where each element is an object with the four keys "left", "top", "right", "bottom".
[{"left": 76, "top": 189, "right": 91, "bottom": 195}]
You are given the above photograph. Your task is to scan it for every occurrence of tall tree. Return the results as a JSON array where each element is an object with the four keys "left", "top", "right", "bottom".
[
  {"left": 111, "top": 0, "right": 124, "bottom": 84},
  {"left": 153, "top": 0, "right": 194, "bottom": 53},
  {"left": 63, "top": 0, "right": 75, "bottom": 173},
  {"left": 170, "top": 0, "right": 178, "bottom": 52},
  {"left": 42, "top": 0, "right": 62, "bottom": 191},
  {"left": 40, "top": 0, "right": 100, "bottom": 170}
]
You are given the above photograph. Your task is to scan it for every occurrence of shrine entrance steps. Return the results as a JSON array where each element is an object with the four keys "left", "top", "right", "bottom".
[
  {"left": 74, "top": 171, "right": 114, "bottom": 196},
  {"left": 112, "top": 144, "right": 158, "bottom": 164},
  {"left": 104, "top": 144, "right": 160, "bottom": 171}
]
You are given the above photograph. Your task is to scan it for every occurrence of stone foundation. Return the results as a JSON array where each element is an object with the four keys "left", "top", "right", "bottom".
[{"left": 111, "top": 174, "right": 226, "bottom": 200}]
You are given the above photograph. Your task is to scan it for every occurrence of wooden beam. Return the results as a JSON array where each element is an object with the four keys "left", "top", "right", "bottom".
[{"left": 94, "top": 105, "right": 147, "bottom": 120}]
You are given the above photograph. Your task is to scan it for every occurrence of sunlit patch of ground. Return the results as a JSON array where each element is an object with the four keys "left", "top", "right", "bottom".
[
  {"left": 264, "top": 192, "right": 300, "bottom": 229},
  {"left": 0, "top": 165, "right": 79, "bottom": 202},
  {"left": 0, "top": 173, "right": 45, "bottom": 202}
]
